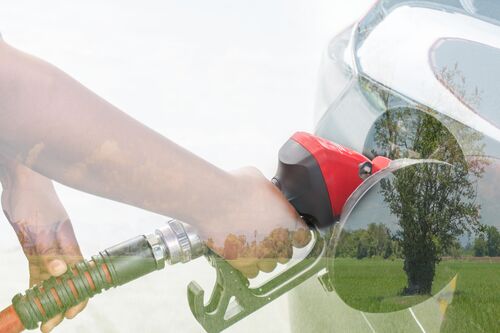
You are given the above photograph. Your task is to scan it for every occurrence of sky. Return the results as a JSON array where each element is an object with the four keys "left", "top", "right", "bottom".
[{"left": 0, "top": 1, "right": 374, "bottom": 332}]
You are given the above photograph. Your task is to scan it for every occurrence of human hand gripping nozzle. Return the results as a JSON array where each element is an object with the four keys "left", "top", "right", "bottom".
[
  {"left": 188, "top": 132, "right": 391, "bottom": 332},
  {"left": 0, "top": 132, "right": 391, "bottom": 333}
]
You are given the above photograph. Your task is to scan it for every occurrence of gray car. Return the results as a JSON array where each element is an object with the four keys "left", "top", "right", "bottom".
[{"left": 290, "top": 1, "right": 500, "bottom": 332}]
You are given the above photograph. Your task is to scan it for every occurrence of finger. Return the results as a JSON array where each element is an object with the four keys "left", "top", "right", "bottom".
[
  {"left": 229, "top": 258, "right": 259, "bottom": 279},
  {"left": 56, "top": 220, "right": 89, "bottom": 319},
  {"left": 56, "top": 219, "right": 83, "bottom": 265},
  {"left": 40, "top": 314, "right": 63, "bottom": 333},
  {"left": 34, "top": 223, "right": 68, "bottom": 277},
  {"left": 277, "top": 257, "right": 290, "bottom": 264},
  {"left": 65, "top": 300, "right": 88, "bottom": 319},
  {"left": 277, "top": 246, "right": 293, "bottom": 264},
  {"left": 256, "top": 241, "right": 278, "bottom": 272},
  {"left": 274, "top": 228, "right": 291, "bottom": 244},
  {"left": 257, "top": 258, "right": 277, "bottom": 273},
  {"left": 292, "top": 228, "right": 312, "bottom": 248},
  {"left": 266, "top": 228, "right": 293, "bottom": 264},
  {"left": 238, "top": 264, "right": 259, "bottom": 279},
  {"left": 28, "top": 259, "right": 49, "bottom": 286}
]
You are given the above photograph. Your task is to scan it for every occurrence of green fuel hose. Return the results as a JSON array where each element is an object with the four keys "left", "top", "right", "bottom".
[
  {"left": 1, "top": 220, "right": 204, "bottom": 332},
  {"left": 13, "top": 235, "right": 158, "bottom": 330}
]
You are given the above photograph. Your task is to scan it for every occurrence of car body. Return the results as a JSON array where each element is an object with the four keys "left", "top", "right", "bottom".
[{"left": 289, "top": 1, "right": 500, "bottom": 332}]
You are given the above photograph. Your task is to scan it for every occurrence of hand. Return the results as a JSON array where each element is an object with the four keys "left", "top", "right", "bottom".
[
  {"left": 0, "top": 160, "right": 87, "bottom": 333},
  {"left": 198, "top": 167, "right": 311, "bottom": 278}
]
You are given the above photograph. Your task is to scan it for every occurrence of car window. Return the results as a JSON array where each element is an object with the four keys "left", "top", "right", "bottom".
[
  {"left": 465, "top": 0, "right": 500, "bottom": 21},
  {"left": 431, "top": 38, "right": 500, "bottom": 128}
]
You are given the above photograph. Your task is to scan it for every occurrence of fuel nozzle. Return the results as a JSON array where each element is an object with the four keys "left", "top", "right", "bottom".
[
  {"left": 9, "top": 220, "right": 205, "bottom": 331},
  {"left": 4, "top": 132, "right": 393, "bottom": 333}
]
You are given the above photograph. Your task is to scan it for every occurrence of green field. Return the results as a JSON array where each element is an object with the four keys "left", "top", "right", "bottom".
[{"left": 333, "top": 258, "right": 500, "bottom": 332}]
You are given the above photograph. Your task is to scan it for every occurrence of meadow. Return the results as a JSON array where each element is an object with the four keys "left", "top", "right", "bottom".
[{"left": 333, "top": 258, "right": 500, "bottom": 332}]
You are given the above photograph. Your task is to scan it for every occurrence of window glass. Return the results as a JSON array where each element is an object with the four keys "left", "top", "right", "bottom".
[
  {"left": 430, "top": 38, "right": 500, "bottom": 128},
  {"left": 464, "top": 0, "right": 500, "bottom": 21}
]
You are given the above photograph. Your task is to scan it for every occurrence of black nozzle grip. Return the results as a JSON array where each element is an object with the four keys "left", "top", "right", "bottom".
[{"left": 273, "top": 139, "right": 334, "bottom": 228}]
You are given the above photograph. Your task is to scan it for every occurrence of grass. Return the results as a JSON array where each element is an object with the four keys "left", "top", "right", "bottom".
[
  {"left": 440, "top": 260, "right": 500, "bottom": 332},
  {"left": 332, "top": 258, "right": 500, "bottom": 332}
]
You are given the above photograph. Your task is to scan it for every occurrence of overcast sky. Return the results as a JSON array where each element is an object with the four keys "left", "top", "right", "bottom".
[{"left": 0, "top": 1, "right": 374, "bottom": 332}]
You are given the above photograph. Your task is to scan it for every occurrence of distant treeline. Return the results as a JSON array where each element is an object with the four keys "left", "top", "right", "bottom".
[
  {"left": 336, "top": 223, "right": 500, "bottom": 259},
  {"left": 336, "top": 223, "right": 402, "bottom": 259},
  {"left": 471, "top": 226, "right": 500, "bottom": 257}
]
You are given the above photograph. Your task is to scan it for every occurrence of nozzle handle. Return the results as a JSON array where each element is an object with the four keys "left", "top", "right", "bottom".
[{"left": 188, "top": 228, "right": 327, "bottom": 333}]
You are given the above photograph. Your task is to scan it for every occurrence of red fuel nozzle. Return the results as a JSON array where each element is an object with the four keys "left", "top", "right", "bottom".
[{"left": 273, "top": 132, "right": 391, "bottom": 228}]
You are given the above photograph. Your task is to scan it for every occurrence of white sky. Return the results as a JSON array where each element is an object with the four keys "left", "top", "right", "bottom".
[{"left": 0, "top": 1, "right": 374, "bottom": 332}]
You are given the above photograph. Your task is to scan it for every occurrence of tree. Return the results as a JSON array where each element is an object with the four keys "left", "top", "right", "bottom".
[
  {"left": 381, "top": 161, "right": 482, "bottom": 294},
  {"left": 473, "top": 226, "right": 500, "bottom": 257},
  {"left": 357, "top": 68, "right": 488, "bottom": 295},
  {"left": 371, "top": 107, "right": 484, "bottom": 295},
  {"left": 473, "top": 235, "right": 488, "bottom": 257},
  {"left": 444, "top": 239, "right": 464, "bottom": 259},
  {"left": 486, "top": 226, "right": 500, "bottom": 257},
  {"left": 336, "top": 223, "right": 399, "bottom": 259}
]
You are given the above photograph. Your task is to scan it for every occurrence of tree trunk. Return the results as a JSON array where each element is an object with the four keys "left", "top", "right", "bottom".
[{"left": 403, "top": 255, "right": 436, "bottom": 295}]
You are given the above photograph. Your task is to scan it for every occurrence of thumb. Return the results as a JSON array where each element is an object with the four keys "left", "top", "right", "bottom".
[
  {"left": 46, "top": 258, "right": 68, "bottom": 277},
  {"left": 45, "top": 219, "right": 84, "bottom": 276},
  {"left": 33, "top": 222, "right": 69, "bottom": 277},
  {"left": 9, "top": 219, "right": 67, "bottom": 282}
]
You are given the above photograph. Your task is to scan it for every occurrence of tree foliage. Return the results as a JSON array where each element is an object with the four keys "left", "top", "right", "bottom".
[
  {"left": 356, "top": 76, "right": 488, "bottom": 294},
  {"left": 369, "top": 108, "right": 484, "bottom": 295},
  {"left": 474, "top": 226, "right": 500, "bottom": 257},
  {"left": 473, "top": 235, "right": 488, "bottom": 257}
]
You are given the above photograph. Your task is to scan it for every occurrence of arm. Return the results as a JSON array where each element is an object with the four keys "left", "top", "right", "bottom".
[
  {"left": 0, "top": 39, "right": 234, "bottom": 229},
  {"left": 0, "top": 40, "right": 310, "bottom": 275}
]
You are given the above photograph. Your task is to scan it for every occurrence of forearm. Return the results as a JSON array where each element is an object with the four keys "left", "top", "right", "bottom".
[{"left": 0, "top": 40, "right": 238, "bottom": 226}]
